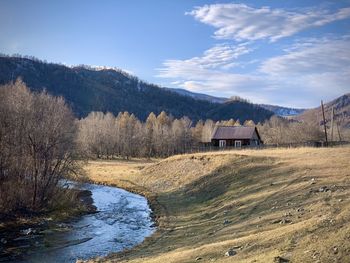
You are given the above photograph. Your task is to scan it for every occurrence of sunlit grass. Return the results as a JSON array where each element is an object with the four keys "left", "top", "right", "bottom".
[{"left": 83, "top": 146, "right": 350, "bottom": 263}]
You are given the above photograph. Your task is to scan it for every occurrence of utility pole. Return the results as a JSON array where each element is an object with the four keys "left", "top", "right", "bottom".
[
  {"left": 321, "top": 100, "right": 328, "bottom": 146},
  {"left": 330, "top": 106, "right": 334, "bottom": 142},
  {"left": 336, "top": 121, "right": 342, "bottom": 142}
]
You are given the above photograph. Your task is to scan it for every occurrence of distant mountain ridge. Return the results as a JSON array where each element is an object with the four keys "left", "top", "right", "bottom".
[
  {"left": 259, "top": 104, "right": 305, "bottom": 116},
  {"left": 164, "top": 87, "right": 228, "bottom": 104},
  {"left": 0, "top": 55, "right": 274, "bottom": 123},
  {"left": 166, "top": 87, "right": 306, "bottom": 116}
]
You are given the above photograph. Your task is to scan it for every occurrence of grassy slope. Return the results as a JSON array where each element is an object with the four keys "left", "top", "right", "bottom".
[{"left": 83, "top": 147, "right": 350, "bottom": 263}]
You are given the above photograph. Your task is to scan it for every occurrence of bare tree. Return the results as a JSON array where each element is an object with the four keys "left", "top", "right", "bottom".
[
  {"left": 257, "top": 116, "right": 324, "bottom": 145},
  {"left": 201, "top": 119, "right": 215, "bottom": 143},
  {"left": 143, "top": 113, "right": 157, "bottom": 158},
  {"left": 192, "top": 120, "right": 204, "bottom": 145},
  {"left": 0, "top": 79, "right": 80, "bottom": 212}
]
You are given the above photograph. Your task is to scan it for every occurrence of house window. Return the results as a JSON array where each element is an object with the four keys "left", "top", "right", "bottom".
[
  {"left": 235, "top": 140, "right": 242, "bottom": 148},
  {"left": 219, "top": 140, "right": 226, "bottom": 147}
]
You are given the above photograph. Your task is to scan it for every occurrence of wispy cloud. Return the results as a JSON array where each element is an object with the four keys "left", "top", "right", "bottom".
[
  {"left": 157, "top": 43, "right": 266, "bottom": 102},
  {"left": 157, "top": 37, "right": 350, "bottom": 107},
  {"left": 156, "top": 2, "right": 350, "bottom": 107},
  {"left": 158, "top": 43, "right": 251, "bottom": 79},
  {"left": 260, "top": 37, "right": 350, "bottom": 97},
  {"left": 187, "top": 3, "right": 350, "bottom": 41},
  {"left": 260, "top": 37, "right": 350, "bottom": 75}
]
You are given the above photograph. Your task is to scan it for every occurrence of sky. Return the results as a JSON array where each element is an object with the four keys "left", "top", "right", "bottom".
[{"left": 1, "top": 0, "right": 350, "bottom": 108}]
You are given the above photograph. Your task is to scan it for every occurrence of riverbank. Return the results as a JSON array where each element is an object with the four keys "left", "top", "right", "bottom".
[
  {"left": 81, "top": 159, "right": 168, "bottom": 254},
  {"left": 1, "top": 181, "right": 155, "bottom": 263},
  {"left": 0, "top": 187, "right": 96, "bottom": 229},
  {"left": 83, "top": 146, "right": 350, "bottom": 263},
  {"left": 0, "top": 186, "right": 96, "bottom": 261}
]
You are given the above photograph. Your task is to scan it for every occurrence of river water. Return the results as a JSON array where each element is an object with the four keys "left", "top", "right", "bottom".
[{"left": 0, "top": 183, "right": 155, "bottom": 263}]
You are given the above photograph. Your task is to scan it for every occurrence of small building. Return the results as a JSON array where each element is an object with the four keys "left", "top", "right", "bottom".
[{"left": 211, "top": 126, "right": 262, "bottom": 148}]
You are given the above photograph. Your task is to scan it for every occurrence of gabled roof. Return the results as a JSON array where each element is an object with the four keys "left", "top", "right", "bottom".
[{"left": 211, "top": 126, "right": 261, "bottom": 140}]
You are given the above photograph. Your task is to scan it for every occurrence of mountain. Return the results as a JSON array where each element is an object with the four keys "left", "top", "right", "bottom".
[
  {"left": 259, "top": 104, "right": 305, "bottom": 116},
  {"left": 0, "top": 55, "right": 273, "bottom": 123},
  {"left": 164, "top": 87, "right": 227, "bottom": 104},
  {"left": 294, "top": 93, "right": 350, "bottom": 128},
  {"left": 166, "top": 87, "right": 306, "bottom": 117}
]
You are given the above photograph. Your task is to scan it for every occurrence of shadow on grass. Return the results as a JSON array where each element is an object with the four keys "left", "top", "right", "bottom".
[
  {"left": 114, "top": 156, "right": 286, "bottom": 259},
  {"left": 111, "top": 154, "right": 335, "bottom": 262}
]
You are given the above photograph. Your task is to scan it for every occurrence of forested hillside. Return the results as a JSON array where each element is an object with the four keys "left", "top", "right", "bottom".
[{"left": 0, "top": 55, "right": 273, "bottom": 122}]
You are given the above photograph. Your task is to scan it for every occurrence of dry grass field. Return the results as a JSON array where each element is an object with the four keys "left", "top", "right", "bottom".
[
  {"left": 83, "top": 146, "right": 350, "bottom": 263},
  {"left": 83, "top": 159, "right": 156, "bottom": 187}
]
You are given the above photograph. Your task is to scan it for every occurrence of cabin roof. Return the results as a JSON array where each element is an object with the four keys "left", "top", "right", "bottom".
[{"left": 211, "top": 126, "right": 260, "bottom": 140}]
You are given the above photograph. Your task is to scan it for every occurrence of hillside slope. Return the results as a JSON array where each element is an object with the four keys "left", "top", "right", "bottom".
[
  {"left": 164, "top": 87, "right": 227, "bottom": 104},
  {"left": 295, "top": 93, "right": 350, "bottom": 129},
  {"left": 166, "top": 87, "right": 306, "bottom": 117},
  {"left": 84, "top": 146, "right": 350, "bottom": 263},
  {"left": 0, "top": 56, "right": 273, "bottom": 122}
]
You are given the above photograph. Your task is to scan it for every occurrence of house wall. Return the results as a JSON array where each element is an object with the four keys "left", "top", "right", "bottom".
[
  {"left": 212, "top": 139, "right": 251, "bottom": 147},
  {"left": 251, "top": 130, "right": 262, "bottom": 145},
  {"left": 251, "top": 131, "right": 259, "bottom": 140},
  {"left": 211, "top": 129, "right": 262, "bottom": 147}
]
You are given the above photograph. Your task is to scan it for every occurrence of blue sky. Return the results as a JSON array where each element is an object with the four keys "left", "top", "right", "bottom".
[{"left": 1, "top": 0, "right": 350, "bottom": 108}]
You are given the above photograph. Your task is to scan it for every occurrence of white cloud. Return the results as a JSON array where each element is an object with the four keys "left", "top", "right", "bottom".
[
  {"left": 260, "top": 37, "right": 350, "bottom": 97},
  {"left": 158, "top": 43, "right": 251, "bottom": 79},
  {"left": 157, "top": 43, "right": 266, "bottom": 101},
  {"left": 187, "top": 4, "right": 350, "bottom": 41},
  {"left": 157, "top": 43, "right": 259, "bottom": 96},
  {"left": 261, "top": 38, "right": 350, "bottom": 75},
  {"left": 157, "top": 2, "right": 350, "bottom": 107},
  {"left": 157, "top": 37, "right": 350, "bottom": 107}
]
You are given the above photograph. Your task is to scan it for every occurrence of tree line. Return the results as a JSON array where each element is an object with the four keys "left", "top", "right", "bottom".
[
  {"left": 78, "top": 108, "right": 325, "bottom": 159},
  {"left": 77, "top": 111, "right": 212, "bottom": 158}
]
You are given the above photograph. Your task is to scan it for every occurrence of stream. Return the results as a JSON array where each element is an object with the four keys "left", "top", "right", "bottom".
[{"left": 0, "top": 182, "right": 155, "bottom": 263}]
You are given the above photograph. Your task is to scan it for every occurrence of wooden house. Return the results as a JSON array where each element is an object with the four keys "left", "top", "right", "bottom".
[{"left": 211, "top": 126, "right": 262, "bottom": 148}]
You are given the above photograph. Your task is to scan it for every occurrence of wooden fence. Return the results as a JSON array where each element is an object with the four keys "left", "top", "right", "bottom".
[{"left": 182, "top": 141, "right": 350, "bottom": 154}]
